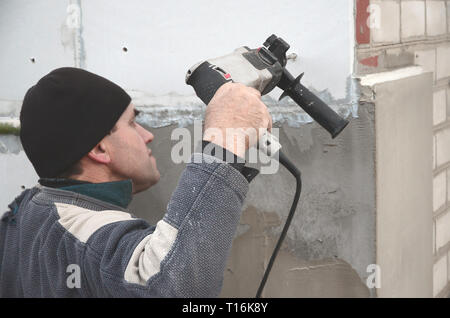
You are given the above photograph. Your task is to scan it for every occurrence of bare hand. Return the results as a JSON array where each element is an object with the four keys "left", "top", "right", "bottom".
[{"left": 203, "top": 83, "right": 272, "bottom": 158}]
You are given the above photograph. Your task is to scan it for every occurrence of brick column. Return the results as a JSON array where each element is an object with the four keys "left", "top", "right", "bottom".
[{"left": 355, "top": 0, "right": 450, "bottom": 297}]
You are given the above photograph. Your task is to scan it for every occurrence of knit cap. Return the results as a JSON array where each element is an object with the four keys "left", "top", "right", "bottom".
[{"left": 20, "top": 67, "right": 131, "bottom": 178}]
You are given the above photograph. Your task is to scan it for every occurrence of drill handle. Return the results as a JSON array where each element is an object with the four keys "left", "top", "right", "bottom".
[
  {"left": 186, "top": 61, "right": 230, "bottom": 105},
  {"left": 278, "top": 70, "right": 349, "bottom": 139}
]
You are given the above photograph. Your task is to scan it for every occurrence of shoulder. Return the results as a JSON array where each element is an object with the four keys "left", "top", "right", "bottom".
[{"left": 54, "top": 202, "right": 135, "bottom": 243}]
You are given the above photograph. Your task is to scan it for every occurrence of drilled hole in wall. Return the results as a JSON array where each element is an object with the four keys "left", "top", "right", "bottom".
[
  {"left": 30, "top": 57, "right": 36, "bottom": 63},
  {"left": 122, "top": 47, "right": 128, "bottom": 53}
]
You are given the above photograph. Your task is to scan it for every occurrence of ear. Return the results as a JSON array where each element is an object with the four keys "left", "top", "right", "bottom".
[{"left": 87, "top": 141, "right": 111, "bottom": 164}]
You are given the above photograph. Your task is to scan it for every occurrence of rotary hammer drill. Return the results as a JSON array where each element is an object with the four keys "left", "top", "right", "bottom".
[{"left": 185, "top": 34, "right": 349, "bottom": 297}]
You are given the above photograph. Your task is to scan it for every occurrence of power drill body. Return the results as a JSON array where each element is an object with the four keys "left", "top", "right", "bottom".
[
  {"left": 186, "top": 45, "right": 284, "bottom": 102},
  {"left": 185, "top": 35, "right": 350, "bottom": 297}
]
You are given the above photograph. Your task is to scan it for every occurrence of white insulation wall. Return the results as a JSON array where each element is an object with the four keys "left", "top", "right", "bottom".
[
  {"left": 0, "top": 0, "right": 355, "bottom": 211},
  {"left": 0, "top": 0, "right": 354, "bottom": 109}
]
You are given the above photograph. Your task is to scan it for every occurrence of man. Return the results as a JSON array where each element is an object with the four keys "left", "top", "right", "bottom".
[{"left": 0, "top": 67, "right": 271, "bottom": 297}]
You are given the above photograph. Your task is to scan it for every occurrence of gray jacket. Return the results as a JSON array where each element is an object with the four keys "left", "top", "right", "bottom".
[{"left": 0, "top": 153, "right": 250, "bottom": 297}]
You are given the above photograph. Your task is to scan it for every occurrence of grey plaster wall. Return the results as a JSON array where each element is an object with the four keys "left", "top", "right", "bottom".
[
  {"left": 0, "top": 102, "right": 375, "bottom": 297},
  {"left": 129, "top": 102, "right": 375, "bottom": 297},
  {"left": 0, "top": 106, "right": 375, "bottom": 298}
]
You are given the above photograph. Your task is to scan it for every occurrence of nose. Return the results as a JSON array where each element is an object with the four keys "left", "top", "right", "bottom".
[{"left": 137, "top": 123, "right": 154, "bottom": 144}]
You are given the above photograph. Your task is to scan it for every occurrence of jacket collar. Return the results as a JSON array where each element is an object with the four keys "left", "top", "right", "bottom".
[{"left": 38, "top": 178, "right": 133, "bottom": 209}]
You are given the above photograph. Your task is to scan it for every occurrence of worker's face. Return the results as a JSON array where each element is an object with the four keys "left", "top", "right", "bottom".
[{"left": 106, "top": 103, "right": 160, "bottom": 193}]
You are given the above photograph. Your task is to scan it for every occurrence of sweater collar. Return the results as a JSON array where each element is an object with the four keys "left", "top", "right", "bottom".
[{"left": 38, "top": 178, "right": 133, "bottom": 209}]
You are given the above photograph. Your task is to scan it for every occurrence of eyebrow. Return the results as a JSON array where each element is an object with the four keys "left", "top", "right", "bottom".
[{"left": 133, "top": 109, "right": 141, "bottom": 119}]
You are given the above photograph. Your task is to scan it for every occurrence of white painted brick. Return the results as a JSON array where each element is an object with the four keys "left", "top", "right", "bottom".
[
  {"left": 448, "top": 169, "right": 450, "bottom": 204},
  {"left": 434, "top": 171, "right": 447, "bottom": 212},
  {"left": 414, "top": 49, "right": 436, "bottom": 80},
  {"left": 448, "top": 1, "right": 450, "bottom": 33},
  {"left": 434, "top": 89, "right": 447, "bottom": 125},
  {"left": 448, "top": 251, "right": 450, "bottom": 282},
  {"left": 433, "top": 135, "right": 437, "bottom": 170},
  {"left": 401, "top": 1, "right": 426, "bottom": 39},
  {"left": 433, "top": 220, "right": 436, "bottom": 255},
  {"left": 436, "top": 127, "right": 450, "bottom": 166},
  {"left": 437, "top": 46, "right": 450, "bottom": 80},
  {"left": 448, "top": 88, "right": 450, "bottom": 118},
  {"left": 434, "top": 254, "right": 448, "bottom": 296},
  {"left": 436, "top": 209, "right": 450, "bottom": 250},
  {"left": 371, "top": 0, "right": 400, "bottom": 43},
  {"left": 426, "top": 0, "right": 447, "bottom": 36}
]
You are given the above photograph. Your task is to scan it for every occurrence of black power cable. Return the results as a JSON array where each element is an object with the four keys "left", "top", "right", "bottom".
[{"left": 255, "top": 150, "right": 302, "bottom": 298}]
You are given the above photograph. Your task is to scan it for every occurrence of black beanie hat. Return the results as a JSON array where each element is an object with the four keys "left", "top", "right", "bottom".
[{"left": 20, "top": 67, "right": 131, "bottom": 178}]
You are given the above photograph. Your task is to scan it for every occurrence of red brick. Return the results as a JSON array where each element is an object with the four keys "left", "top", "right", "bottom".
[
  {"left": 356, "top": 0, "right": 371, "bottom": 44},
  {"left": 360, "top": 55, "right": 379, "bottom": 67}
]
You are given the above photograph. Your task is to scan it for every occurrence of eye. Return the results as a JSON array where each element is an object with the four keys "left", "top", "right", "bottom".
[{"left": 131, "top": 109, "right": 141, "bottom": 127}]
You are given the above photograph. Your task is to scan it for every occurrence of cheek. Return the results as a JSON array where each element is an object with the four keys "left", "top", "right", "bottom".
[
  {"left": 109, "top": 129, "right": 148, "bottom": 164},
  {"left": 129, "top": 132, "right": 149, "bottom": 158}
]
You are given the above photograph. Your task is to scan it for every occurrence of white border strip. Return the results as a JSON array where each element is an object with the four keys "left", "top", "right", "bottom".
[
  {"left": 358, "top": 66, "right": 424, "bottom": 87},
  {"left": 0, "top": 117, "right": 20, "bottom": 128}
]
